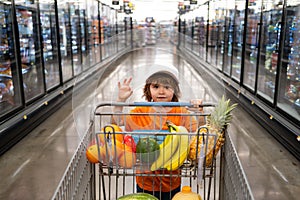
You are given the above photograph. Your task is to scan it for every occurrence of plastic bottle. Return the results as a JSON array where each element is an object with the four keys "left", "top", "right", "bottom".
[{"left": 172, "top": 186, "right": 202, "bottom": 200}]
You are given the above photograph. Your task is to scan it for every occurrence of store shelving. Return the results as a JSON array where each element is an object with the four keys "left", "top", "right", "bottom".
[
  {"left": 145, "top": 19, "right": 156, "bottom": 45},
  {"left": 283, "top": 10, "right": 300, "bottom": 113}
]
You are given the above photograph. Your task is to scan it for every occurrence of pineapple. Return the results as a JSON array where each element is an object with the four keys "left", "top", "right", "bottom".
[{"left": 188, "top": 95, "right": 237, "bottom": 166}]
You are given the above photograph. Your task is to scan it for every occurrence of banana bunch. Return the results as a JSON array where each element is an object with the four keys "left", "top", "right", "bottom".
[{"left": 150, "top": 121, "right": 189, "bottom": 171}]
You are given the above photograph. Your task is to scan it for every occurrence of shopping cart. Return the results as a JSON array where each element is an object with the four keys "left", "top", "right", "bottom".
[{"left": 89, "top": 101, "right": 222, "bottom": 200}]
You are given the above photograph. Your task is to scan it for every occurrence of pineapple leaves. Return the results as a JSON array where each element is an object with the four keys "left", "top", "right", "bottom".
[{"left": 207, "top": 95, "right": 238, "bottom": 132}]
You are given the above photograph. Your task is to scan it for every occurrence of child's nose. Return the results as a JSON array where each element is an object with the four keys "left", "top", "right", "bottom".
[{"left": 158, "top": 86, "right": 165, "bottom": 93}]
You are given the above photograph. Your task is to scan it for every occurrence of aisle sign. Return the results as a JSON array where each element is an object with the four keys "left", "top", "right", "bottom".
[
  {"left": 123, "top": 0, "right": 132, "bottom": 14},
  {"left": 178, "top": 5, "right": 185, "bottom": 14},
  {"left": 112, "top": 0, "right": 119, "bottom": 5}
]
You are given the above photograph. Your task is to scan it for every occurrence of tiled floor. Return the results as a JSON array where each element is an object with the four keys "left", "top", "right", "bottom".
[{"left": 0, "top": 44, "right": 299, "bottom": 200}]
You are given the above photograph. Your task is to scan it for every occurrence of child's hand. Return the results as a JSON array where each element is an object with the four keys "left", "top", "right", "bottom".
[
  {"left": 117, "top": 77, "right": 133, "bottom": 102},
  {"left": 188, "top": 99, "right": 204, "bottom": 112}
]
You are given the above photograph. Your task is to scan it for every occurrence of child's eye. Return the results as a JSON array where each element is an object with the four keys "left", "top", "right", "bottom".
[
  {"left": 164, "top": 85, "right": 173, "bottom": 90},
  {"left": 152, "top": 84, "right": 159, "bottom": 89}
]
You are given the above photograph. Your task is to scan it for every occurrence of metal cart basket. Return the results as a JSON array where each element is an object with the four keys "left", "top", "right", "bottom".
[
  {"left": 89, "top": 101, "right": 223, "bottom": 200},
  {"left": 51, "top": 101, "right": 255, "bottom": 200}
]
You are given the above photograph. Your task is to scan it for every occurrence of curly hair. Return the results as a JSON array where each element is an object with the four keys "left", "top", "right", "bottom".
[{"left": 142, "top": 72, "right": 181, "bottom": 102}]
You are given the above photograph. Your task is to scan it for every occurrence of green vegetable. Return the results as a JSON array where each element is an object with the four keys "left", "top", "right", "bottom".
[
  {"left": 117, "top": 193, "right": 158, "bottom": 200},
  {"left": 136, "top": 137, "right": 160, "bottom": 164}
]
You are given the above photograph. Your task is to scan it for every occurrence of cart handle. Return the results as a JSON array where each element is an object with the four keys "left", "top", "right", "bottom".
[
  {"left": 95, "top": 101, "right": 215, "bottom": 108},
  {"left": 133, "top": 102, "right": 215, "bottom": 107},
  {"left": 93, "top": 101, "right": 215, "bottom": 115}
]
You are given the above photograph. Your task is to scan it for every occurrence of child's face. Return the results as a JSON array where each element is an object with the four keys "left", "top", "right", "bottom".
[{"left": 149, "top": 83, "right": 174, "bottom": 102}]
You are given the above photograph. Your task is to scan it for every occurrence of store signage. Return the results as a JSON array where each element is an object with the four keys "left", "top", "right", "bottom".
[
  {"left": 26, "top": 0, "right": 34, "bottom": 3},
  {"left": 178, "top": 2, "right": 184, "bottom": 9},
  {"left": 112, "top": 0, "right": 119, "bottom": 5},
  {"left": 146, "top": 17, "right": 154, "bottom": 23},
  {"left": 178, "top": 3, "right": 185, "bottom": 14},
  {"left": 123, "top": 0, "right": 132, "bottom": 14},
  {"left": 190, "top": 0, "right": 197, "bottom": 4},
  {"left": 195, "top": 17, "right": 204, "bottom": 22}
]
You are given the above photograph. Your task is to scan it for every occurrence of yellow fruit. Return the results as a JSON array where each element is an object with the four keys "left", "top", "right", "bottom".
[
  {"left": 188, "top": 127, "right": 225, "bottom": 167},
  {"left": 102, "top": 139, "right": 124, "bottom": 160},
  {"left": 98, "top": 124, "right": 124, "bottom": 144},
  {"left": 118, "top": 149, "right": 136, "bottom": 168},
  {"left": 87, "top": 135, "right": 136, "bottom": 167},
  {"left": 86, "top": 144, "right": 101, "bottom": 163}
]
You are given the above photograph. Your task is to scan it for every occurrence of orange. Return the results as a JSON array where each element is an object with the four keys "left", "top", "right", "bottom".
[
  {"left": 98, "top": 124, "right": 124, "bottom": 144},
  {"left": 87, "top": 137, "right": 135, "bottom": 166},
  {"left": 99, "top": 145, "right": 110, "bottom": 164},
  {"left": 118, "top": 148, "right": 136, "bottom": 168},
  {"left": 110, "top": 139, "right": 126, "bottom": 159},
  {"left": 99, "top": 139, "right": 126, "bottom": 162}
]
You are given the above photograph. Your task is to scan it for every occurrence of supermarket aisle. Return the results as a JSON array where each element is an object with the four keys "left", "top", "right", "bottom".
[{"left": 0, "top": 46, "right": 299, "bottom": 200}]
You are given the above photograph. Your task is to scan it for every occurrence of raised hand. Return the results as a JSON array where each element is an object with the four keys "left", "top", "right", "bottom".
[{"left": 117, "top": 77, "right": 133, "bottom": 102}]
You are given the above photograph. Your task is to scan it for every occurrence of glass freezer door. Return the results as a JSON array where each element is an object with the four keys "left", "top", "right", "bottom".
[
  {"left": 16, "top": 3, "right": 44, "bottom": 102},
  {"left": 70, "top": 3, "right": 83, "bottom": 76},
  {"left": 231, "top": 1, "right": 245, "bottom": 81},
  {"left": 223, "top": 3, "right": 235, "bottom": 76},
  {"left": 39, "top": 1, "right": 60, "bottom": 90},
  {"left": 277, "top": 3, "right": 300, "bottom": 121},
  {"left": 58, "top": 2, "right": 73, "bottom": 82},
  {"left": 80, "top": 8, "right": 88, "bottom": 71},
  {"left": 0, "top": 2, "right": 22, "bottom": 117},
  {"left": 199, "top": 4, "right": 208, "bottom": 60},
  {"left": 243, "top": 4, "right": 261, "bottom": 90},
  {"left": 217, "top": 9, "right": 226, "bottom": 71},
  {"left": 257, "top": 2, "right": 282, "bottom": 103},
  {"left": 208, "top": 0, "right": 222, "bottom": 67}
]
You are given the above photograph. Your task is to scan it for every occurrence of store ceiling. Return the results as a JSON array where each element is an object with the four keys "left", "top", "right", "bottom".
[{"left": 132, "top": 0, "right": 181, "bottom": 21}]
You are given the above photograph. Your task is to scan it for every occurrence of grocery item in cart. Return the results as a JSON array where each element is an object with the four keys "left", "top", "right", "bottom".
[
  {"left": 117, "top": 192, "right": 158, "bottom": 200},
  {"left": 100, "top": 138, "right": 136, "bottom": 167},
  {"left": 124, "top": 134, "right": 137, "bottom": 152},
  {"left": 136, "top": 136, "right": 160, "bottom": 164},
  {"left": 150, "top": 121, "right": 189, "bottom": 171},
  {"left": 118, "top": 145, "right": 137, "bottom": 168},
  {"left": 86, "top": 144, "right": 102, "bottom": 163},
  {"left": 98, "top": 124, "right": 124, "bottom": 144},
  {"left": 86, "top": 124, "right": 136, "bottom": 167},
  {"left": 172, "top": 186, "right": 202, "bottom": 200},
  {"left": 188, "top": 95, "right": 237, "bottom": 167}
]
